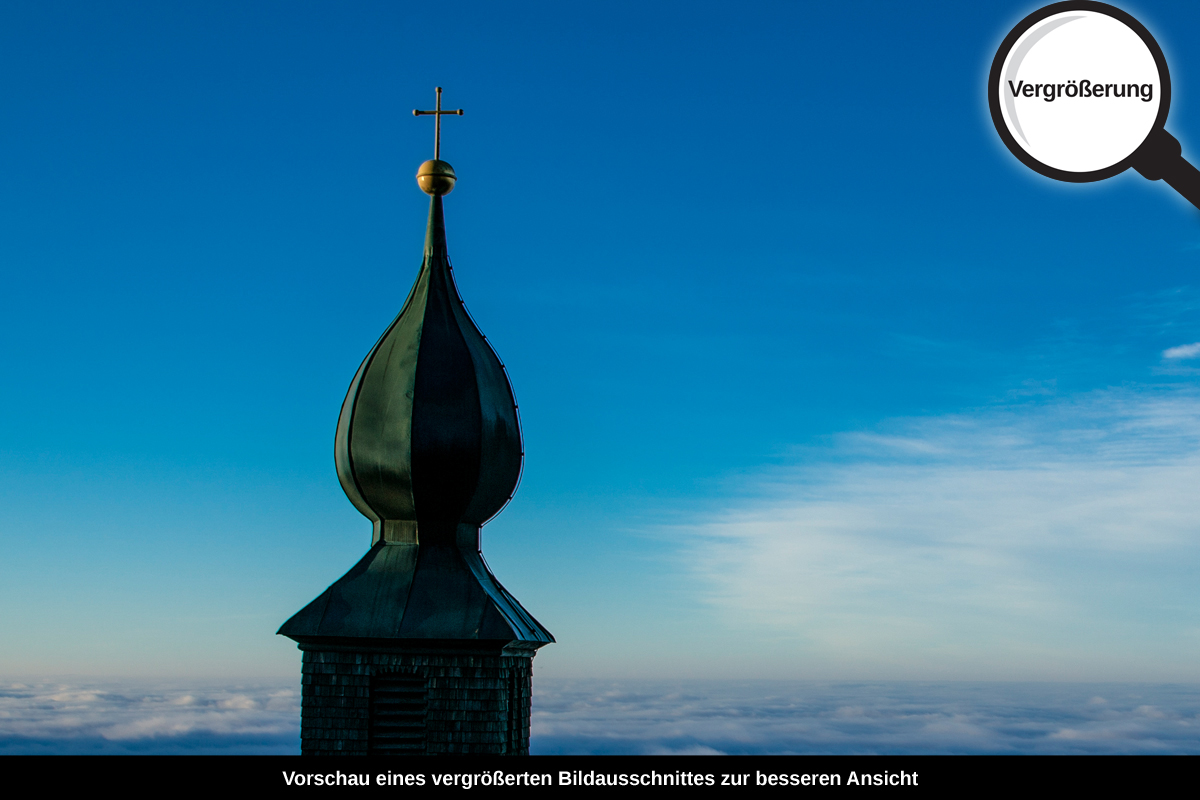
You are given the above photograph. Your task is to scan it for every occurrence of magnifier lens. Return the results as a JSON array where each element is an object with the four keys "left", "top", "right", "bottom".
[{"left": 995, "top": 8, "right": 1164, "bottom": 177}]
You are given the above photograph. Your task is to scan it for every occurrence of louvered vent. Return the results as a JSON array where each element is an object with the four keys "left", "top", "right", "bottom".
[
  {"left": 506, "top": 671, "right": 520, "bottom": 754},
  {"left": 369, "top": 674, "right": 427, "bottom": 754}
]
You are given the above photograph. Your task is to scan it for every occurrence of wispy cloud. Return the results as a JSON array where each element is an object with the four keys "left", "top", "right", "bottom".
[
  {"left": 674, "top": 387, "right": 1200, "bottom": 680},
  {"left": 1164, "top": 342, "right": 1200, "bottom": 360}
]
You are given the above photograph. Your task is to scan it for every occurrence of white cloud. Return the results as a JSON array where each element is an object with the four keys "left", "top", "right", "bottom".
[
  {"left": 1164, "top": 342, "right": 1200, "bottom": 360},
  {"left": 675, "top": 388, "right": 1200, "bottom": 680}
]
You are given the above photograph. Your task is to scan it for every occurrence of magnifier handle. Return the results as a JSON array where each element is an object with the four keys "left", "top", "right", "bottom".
[{"left": 1132, "top": 129, "right": 1200, "bottom": 211}]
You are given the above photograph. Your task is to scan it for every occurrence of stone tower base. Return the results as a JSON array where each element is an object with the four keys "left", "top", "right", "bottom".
[{"left": 297, "top": 641, "right": 538, "bottom": 755}]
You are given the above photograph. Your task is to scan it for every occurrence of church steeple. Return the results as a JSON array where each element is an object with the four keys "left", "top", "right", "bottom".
[{"left": 279, "top": 89, "right": 551, "bottom": 755}]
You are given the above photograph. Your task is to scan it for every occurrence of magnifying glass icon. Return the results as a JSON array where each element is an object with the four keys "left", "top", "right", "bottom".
[{"left": 989, "top": 1, "right": 1200, "bottom": 209}]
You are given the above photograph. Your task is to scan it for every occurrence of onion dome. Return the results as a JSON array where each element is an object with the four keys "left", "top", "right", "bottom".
[
  {"left": 279, "top": 142, "right": 552, "bottom": 647},
  {"left": 334, "top": 194, "right": 522, "bottom": 545}
]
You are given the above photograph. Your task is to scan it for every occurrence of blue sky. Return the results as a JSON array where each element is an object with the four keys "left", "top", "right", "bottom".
[{"left": 2, "top": 1, "right": 1200, "bottom": 682}]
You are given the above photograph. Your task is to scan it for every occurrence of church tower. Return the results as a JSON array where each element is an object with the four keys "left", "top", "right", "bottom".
[{"left": 279, "top": 88, "right": 553, "bottom": 755}]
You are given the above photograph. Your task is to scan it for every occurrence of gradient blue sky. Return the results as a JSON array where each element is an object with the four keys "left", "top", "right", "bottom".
[{"left": 3, "top": 0, "right": 1200, "bottom": 682}]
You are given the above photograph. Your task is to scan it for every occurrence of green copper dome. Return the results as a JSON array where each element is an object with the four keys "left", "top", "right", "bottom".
[
  {"left": 279, "top": 190, "right": 552, "bottom": 646},
  {"left": 335, "top": 195, "right": 522, "bottom": 541}
]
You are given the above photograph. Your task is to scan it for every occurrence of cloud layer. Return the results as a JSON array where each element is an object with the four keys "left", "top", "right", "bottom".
[
  {"left": 6, "top": 677, "right": 1198, "bottom": 755},
  {"left": 532, "top": 679, "right": 1200, "bottom": 755},
  {"left": 0, "top": 679, "right": 299, "bottom": 754}
]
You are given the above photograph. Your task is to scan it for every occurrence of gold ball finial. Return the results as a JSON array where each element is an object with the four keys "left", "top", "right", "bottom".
[{"left": 417, "top": 159, "right": 457, "bottom": 196}]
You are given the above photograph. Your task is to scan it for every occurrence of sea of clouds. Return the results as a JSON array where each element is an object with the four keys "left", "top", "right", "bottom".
[
  {"left": 531, "top": 680, "right": 1200, "bottom": 754},
  {"left": 0, "top": 679, "right": 300, "bottom": 754},
  {"left": 4, "top": 678, "right": 1200, "bottom": 755}
]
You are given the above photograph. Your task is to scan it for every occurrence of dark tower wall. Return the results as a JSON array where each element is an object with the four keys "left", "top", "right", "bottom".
[{"left": 300, "top": 646, "right": 535, "bottom": 755}]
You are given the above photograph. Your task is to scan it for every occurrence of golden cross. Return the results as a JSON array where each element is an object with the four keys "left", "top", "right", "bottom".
[{"left": 413, "top": 87, "right": 463, "bottom": 161}]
